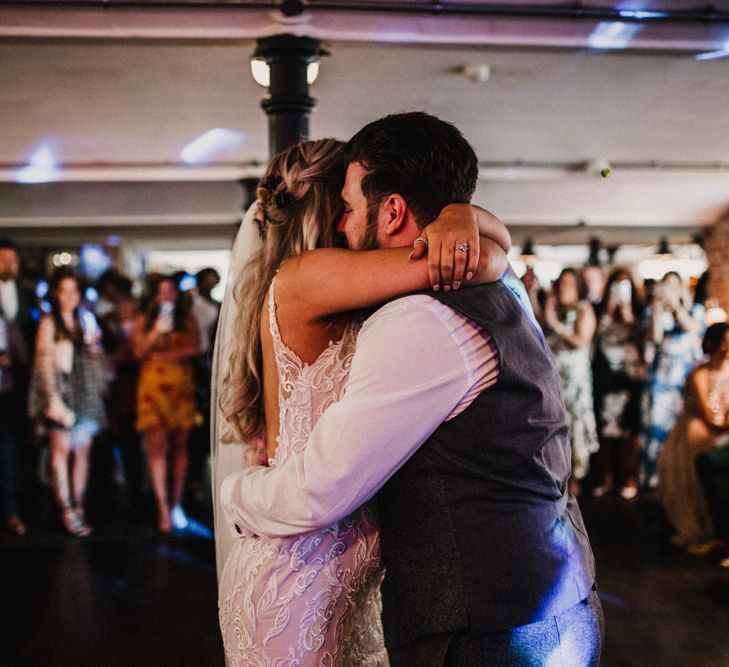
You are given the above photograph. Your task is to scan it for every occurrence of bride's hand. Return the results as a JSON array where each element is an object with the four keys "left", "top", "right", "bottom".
[
  {"left": 410, "top": 204, "right": 480, "bottom": 292},
  {"left": 243, "top": 436, "right": 269, "bottom": 467}
]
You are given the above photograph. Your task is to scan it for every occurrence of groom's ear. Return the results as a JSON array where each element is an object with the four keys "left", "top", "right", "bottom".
[{"left": 382, "top": 194, "right": 409, "bottom": 237}]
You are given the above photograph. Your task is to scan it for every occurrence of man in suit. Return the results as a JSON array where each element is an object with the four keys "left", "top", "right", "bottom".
[
  {"left": 221, "top": 113, "right": 603, "bottom": 665},
  {"left": 0, "top": 238, "right": 34, "bottom": 535}
]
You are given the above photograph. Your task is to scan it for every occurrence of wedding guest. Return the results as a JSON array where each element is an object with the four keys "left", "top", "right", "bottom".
[
  {"left": 592, "top": 269, "right": 645, "bottom": 500},
  {"left": 192, "top": 268, "right": 220, "bottom": 357},
  {"left": 95, "top": 269, "right": 124, "bottom": 318},
  {"left": 642, "top": 271, "right": 704, "bottom": 487},
  {"left": 98, "top": 279, "right": 147, "bottom": 522},
  {"left": 659, "top": 323, "right": 729, "bottom": 550},
  {"left": 582, "top": 265, "right": 605, "bottom": 310},
  {"left": 0, "top": 238, "right": 33, "bottom": 535},
  {"left": 520, "top": 265, "right": 545, "bottom": 317},
  {"left": 132, "top": 276, "right": 200, "bottom": 532},
  {"left": 189, "top": 267, "right": 220, "bottom": 503},
  {"left": 28, "top": 270, "right": 106, "bottom": 537},
  {"left": 543, "top": 268, "right": 600, "bottom": 495}
]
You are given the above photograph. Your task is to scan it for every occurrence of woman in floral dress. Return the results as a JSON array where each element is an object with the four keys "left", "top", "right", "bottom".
[
  {"left": 543, "top": 268, "right": 599, "bottom": 495},
  {"left": 642, "top": 271, "right": 704, "bottom": 488}
]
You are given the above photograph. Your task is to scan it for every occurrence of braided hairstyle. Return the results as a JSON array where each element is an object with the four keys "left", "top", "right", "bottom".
[{"left": 220, "top": 138, "right": 346, "bottom": 443}]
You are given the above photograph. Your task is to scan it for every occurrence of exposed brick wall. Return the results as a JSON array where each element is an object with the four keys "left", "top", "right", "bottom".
[{"left": 705, "top": 207, "right": 729, "bottom": 312}]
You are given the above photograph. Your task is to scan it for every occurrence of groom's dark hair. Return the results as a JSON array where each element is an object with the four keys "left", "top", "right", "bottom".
[{"left": 344, "top": 111, "right": 479, "bottom": 228}]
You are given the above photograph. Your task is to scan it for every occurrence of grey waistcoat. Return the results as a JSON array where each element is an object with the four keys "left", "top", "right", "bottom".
[{"left": 377, "top": 281, "right": 596, "bottom": 645}]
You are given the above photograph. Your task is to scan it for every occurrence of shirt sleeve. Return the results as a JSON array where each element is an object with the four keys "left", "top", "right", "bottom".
[{"left": 220, "top": 297, "right": 474, "bottom": 538}]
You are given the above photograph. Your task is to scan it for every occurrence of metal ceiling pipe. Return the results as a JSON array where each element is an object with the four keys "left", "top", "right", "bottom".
[
  {"left": 305, "top": 1, "right": 729, "bottom": 24},
  {"left": 253, "top": 34, "right": 325, "bottom": 158},
  {"left": 18, "top": 1, "right": 729, "bottom": 25}
]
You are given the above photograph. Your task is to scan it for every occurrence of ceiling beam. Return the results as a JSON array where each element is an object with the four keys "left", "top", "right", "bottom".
[
  {"left": 1, "top": 3, "right": 728, "bottom": 51},
  {"left": 2, "top": 160, "right": 729, "bottom": 184},
  {"left": 0, "top": 163, "right": 264, "bottom": 183}
]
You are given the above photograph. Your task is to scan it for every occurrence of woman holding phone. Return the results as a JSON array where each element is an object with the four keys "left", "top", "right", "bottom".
[
  {"left": 592, "top": 269, "right": 645, "bottom": 499},
  {"left": 132, "top": 276, "right": 201, "bottom": 532},
  {"left": 642, "top": 271, "right": 704, "bottom": 488}
]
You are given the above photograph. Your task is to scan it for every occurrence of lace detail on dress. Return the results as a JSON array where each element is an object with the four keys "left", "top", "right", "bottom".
[
  {"left": 265, "top": 280, "right": 357, "bottom": 468},
  {"left": 219, "top": 280, "right": 386, "bottom": 667}
]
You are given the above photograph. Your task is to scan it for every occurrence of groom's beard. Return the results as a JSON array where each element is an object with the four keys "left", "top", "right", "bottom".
[{"left": 356, "top": 202, "right": 381, "bottom": 250}]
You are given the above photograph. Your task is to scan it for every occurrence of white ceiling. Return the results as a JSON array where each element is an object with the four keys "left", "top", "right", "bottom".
[{"left": 1, "top": 2, "right": 729, "bottom": 248}]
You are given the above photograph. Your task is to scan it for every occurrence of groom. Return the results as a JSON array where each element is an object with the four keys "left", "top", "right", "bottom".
[{"left": 221, "top": 112, "right": 603, "bottom": 665}]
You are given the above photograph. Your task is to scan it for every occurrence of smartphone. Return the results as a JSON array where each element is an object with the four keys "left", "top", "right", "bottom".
[
  {"left": 157, "top": 302, "right": 174, "bottom": 333},
  {"left": 611, "top": 279, "right": 632, "bottom": 305}
]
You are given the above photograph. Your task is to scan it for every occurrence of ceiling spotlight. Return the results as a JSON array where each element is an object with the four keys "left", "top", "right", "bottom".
[
  {"left": 587, "top": 237, "right": 602, "bottom": 266},
  {"left": 250, "top": 57, "right": 270, "bottom": 87},
  {"left": 180, "top": 128, "right": 246, "bottom": 165},
  {"left": 655, "top": 235, "right": 672, "bottom": 258},
  {"left": 587, "top": 22, "right": 643, "bottom": 50},
  {"left": 16, "top": 144, "right": 60, "bottom": 184},
  {"left": 250, "top": 57, "right": 321, "bottom": 88},
  {"left": 695, "top": 40, "right": 729, "bottom": 61},
  {"left": 306, "top": 60, "right": 320, "bottom": 85},
  {"left": 459, "top": 64, "right": 491, "bottom": 83},
  {"left": 520, "top": 238, "right": 536, "bottom": 263}
]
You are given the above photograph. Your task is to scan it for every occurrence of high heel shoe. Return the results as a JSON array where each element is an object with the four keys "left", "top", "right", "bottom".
[
  {"left": 170, "top": 505, "right": 189, "bottom": 531},
  {"left": 73, "top": 506, "right": 93, "bottom": 536},
  {"left": 61, "top": 506, "right": 91, "bottom": 537}
]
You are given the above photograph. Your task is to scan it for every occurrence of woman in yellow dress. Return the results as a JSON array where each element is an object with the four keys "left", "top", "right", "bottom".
[{"left": 132, "top": 276, "right": 200, "bottom": 531}]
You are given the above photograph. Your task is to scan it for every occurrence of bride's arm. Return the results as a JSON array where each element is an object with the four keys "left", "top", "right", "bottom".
[
  {"left": 276, "top": 205, "right": 510, "bottom": 325},
  {"left": 409, "top": 204, "right": 510, "bottom": 289}
]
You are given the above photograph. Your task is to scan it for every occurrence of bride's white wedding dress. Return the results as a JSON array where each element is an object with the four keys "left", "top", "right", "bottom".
[{"left": 218, "top": 281, "right": 387, "bottom": 666}]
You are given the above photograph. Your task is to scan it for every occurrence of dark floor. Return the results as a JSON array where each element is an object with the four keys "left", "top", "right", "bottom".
[
  {"left": 2, "top": 487, "right": 729, "bottom": 666},
  {"left": 584, "top": 494, "right": 729, "bottom": 667}
]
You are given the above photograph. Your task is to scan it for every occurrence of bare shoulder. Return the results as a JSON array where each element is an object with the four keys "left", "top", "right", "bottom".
[
  {"left": 688, "top": 365, "right": 711, "bottom": 396},
  {"left": 36, "top": 314, "right": 55, "bottom": 336},
  {"left": 690, "top": 364, "right": 709, "bottom": 382}
]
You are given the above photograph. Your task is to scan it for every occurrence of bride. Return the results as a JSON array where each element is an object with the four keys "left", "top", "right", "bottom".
[{"left": 213, "top": 138, "right": 510, "bottom": 665}]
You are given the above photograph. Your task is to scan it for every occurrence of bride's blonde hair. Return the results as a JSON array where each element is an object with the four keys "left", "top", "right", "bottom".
[{"left": 220, "top": 138, "right": 346, "bottom": 443}]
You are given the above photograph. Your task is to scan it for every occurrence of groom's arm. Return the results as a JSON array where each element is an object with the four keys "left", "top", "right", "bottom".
[{"left": 220, "top": 296, "right": 478, "bottom": 538}]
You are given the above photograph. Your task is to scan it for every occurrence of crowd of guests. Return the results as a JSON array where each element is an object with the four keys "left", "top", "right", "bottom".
[
  {"left": 2, "top": 233, "right": 728, "bottom": 559},
  {"left": 0, "top": 237, "right": 221, "bottom": 537},
  {"left": 523, "top": 263, "right": 729, "bottom": 560}
]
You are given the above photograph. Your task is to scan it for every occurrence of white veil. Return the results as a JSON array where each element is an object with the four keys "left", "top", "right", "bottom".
[{"left": 210, "top": 200, "right": 262, "bottom": 580}]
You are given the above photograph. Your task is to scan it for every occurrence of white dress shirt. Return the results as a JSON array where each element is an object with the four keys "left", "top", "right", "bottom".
[
  {"left": 220, "top": 293, "right": 500, "bottom": 538},
  {"left": 0, "top": 280, "right": 19, "bottom": 321}
]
